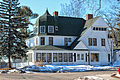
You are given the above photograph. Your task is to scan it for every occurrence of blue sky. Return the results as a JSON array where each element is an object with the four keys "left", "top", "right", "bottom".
[
  {"left": 19, "top": 0, "right": 69, "bottom": 16},
  {"left": 19, "top": 0, "right": 70, "bottom": 30}
]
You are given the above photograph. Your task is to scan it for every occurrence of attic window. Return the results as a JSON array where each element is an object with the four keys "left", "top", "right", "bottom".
[
  {"left": 55, "top": 26, "right": 58, "bottom": 31},
  {"left": 93, "top": 27, "right": 107, "bottom": 31},
  {"left": 48, "top": 26, "right": 54, "bottom": 33}
]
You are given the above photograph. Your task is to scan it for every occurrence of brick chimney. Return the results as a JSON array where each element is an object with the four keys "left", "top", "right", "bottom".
[
  {"left": 53, "top": 11, "right": 58, "bottom": 16},
  {"left": 86, "top": 14, "right": 93, "bottom": 20}
]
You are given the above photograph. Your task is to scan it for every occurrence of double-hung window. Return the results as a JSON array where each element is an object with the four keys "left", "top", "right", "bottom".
[
  {"left": 48, "top": 26, "right": 54, "bottom": 33},
  {"left": 40, "top": 26, "right": 45, "bottom": 33}
]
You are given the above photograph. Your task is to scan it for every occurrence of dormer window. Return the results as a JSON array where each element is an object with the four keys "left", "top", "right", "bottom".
[
  {"left": 40, "top": 26, "right": 45, "bottom": 33},
  {"left": 48, "top": 26, "right": 54, "bottom": 33}
]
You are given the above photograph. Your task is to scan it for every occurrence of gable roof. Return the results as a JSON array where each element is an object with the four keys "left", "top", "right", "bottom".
[
  {"left": 80, "top": 16, "right": 100, "bottom": 36},
  {"left": 74, "top": 41, "right": 88, "bottom": 50}
]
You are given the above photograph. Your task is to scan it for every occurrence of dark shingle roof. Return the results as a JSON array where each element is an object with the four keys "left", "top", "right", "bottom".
[
  {"left": 27, "top": 46, "right": 70, "bottom": 50},
  {"left": 35, "top": 10, "right": 86, "bottom": 36}
]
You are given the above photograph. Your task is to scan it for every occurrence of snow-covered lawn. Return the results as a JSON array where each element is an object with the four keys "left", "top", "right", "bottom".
[{"left": 22, "top": 65, "right": 114, "bottom": 73}]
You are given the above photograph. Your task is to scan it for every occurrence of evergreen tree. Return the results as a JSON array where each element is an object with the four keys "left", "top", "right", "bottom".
[{"left": 0, "top": 0, "right": 28, "bottom": 68}]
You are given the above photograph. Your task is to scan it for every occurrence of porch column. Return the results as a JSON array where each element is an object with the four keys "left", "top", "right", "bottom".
[{"left": 73, "top": 53, "right": 74, "bottom": 64}]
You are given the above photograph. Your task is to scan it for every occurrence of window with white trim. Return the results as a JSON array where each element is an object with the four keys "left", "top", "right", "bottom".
[
  {"left": 48, "top": 26, "right": 54, "bottom": 33},
  {"left": 40, "top": 26, "right": 45, "bottom": 33}
]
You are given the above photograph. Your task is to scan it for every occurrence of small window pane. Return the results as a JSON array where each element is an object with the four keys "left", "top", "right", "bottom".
[
  {"left": 69, "top": 53, "right": 73, "bottom": 62},
  {"left": 48, "top": 26, "right": 54, "bottom": 33},
  {"left": 96, "top": 28, "right": 98, "bottom": 30},
  {"left": 53, "top": 53, "right": 57, "bottom": 62},
  {"left": 36, "top": 53, "right": 41, "bottom": 62},
  {"left": 41, "top": 37, "right": 45, "bottom": 45},
  {"left": 59, "top": 53, "right": 62, "bottom": 62},
  {"left": 47, "top": 53, "right": 52, "bottom": 62},
  {"left": 42, "top": 53, "right": 46, "bottom": 62},
  {"left": 64, "top": 53, "right": 68, "bottom": 62},
  {"left": 88, "top": 38, "right": 92, "bottom": 46},
  {"left": 49, "top": 37, "right": 53, "bottom": 45},
  {"left": 77, "top": 54, "right": 80, "bottom": 60},
  {"left": 40, "top": 26, "right": 45, "bottom": 33},
  {"left": 81, "top": 54, "right": 84, "bottom": 60},
  {"left": 91, "top": 53, "right": 99, "bottom": 62},
  {"left": 93, "top": 38, "right": 97, "bottom": 46},
  {"left": 101, "top": 38, "right": 105, "bottom": 46}
]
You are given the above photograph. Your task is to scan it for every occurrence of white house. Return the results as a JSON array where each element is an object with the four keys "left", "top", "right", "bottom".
[{"left": 26, "top": 10, "right": 113, "bottom": 66}]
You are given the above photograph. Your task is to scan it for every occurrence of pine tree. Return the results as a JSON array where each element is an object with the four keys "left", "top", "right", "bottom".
[{"left": 0, "top": 0, "right": 28, "bottom": 68}]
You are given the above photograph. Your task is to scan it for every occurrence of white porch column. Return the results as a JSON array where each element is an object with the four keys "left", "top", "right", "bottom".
[{"left": 73, "top": 53, "right": 74, "bottom": 63}]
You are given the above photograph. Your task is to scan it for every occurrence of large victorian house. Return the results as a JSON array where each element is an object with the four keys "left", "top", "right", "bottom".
[{"left": 26, "top": 10, "right": 113, "bottom": 65}]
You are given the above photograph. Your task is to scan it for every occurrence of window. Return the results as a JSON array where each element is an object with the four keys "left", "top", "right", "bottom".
[
  {"left": 53, "top": 53, "right": 57, "bottom": 62},
  {"left": 93, "top": 38, "right": 97, "bottom": 46},
  {"left": 81, "top": 54, "right": 84, "bottom": 60},
  {"left": 42, "top": 53, "right": 46, "bottom": 62},
  {"left": 108, "top": 54, "right": 110, "bottom": 62},
  {"left": 47, "top": 53, "right": 52, "bottom": 62},
  {"left": 41, "top": 37, "right": 45, "bottom": 45},
  {"left": 36, "top": 38, "right": 38, "bottom": 46},
  {"left": 64, "top": 38, "right": 72, "bottom": 46},
  {"left": 96, "top": 27, "right": 98, "bottom": 30},
  {"left": 77, "top": 54, "right": 80, "bottom": 60},
  {"left": 69, "top": 53, "right": 73, "bottom": 62},
  {"left": 59, "top": 53, "right": 62, "bottom": 62},
  {"left": 88, "top": 38, "right": 92, "bottom": 46},
  {"left": 49, "top": 37, "right": 53, "bottom": 45},
  {"left": 64, "top": 38, "right": 68, "bottom": 46},
  {"left": 40, "top": 26, "right": 45, "bottom": 33},
  {"left": 55, "top": 26, "right": 58, "bottom": 31},
  {"left": 36, "top": 53, "right": 41, "bottom": 62},
  {"left": 88, "top": 38, "right": 97, "bottom": 46},
  {"left": 93, "top": 27, "right": 107, "bottom": 31},
  {"left": 48, "top": 26, "right": 54, "bottom": 33},
  {"left": 74, "top": 53, "right": 76, "bottom": 62},
  {"left": 104, "top": 28, "right": 107, "bottom": 31},
  {"left": 64, "top": 53, "right": 68, "bottom": 62},
  {"left": 85, "top": 53, "right": 87, "bottom": 62},
  {"left": 101, "top": 38, "right": 105, "bottom": 46},
  {"left": 68, "top": 38, "right": 71, "bottom": 42},
  {"left": 91, "top": 53, "right": 99, "bottom": 62}
]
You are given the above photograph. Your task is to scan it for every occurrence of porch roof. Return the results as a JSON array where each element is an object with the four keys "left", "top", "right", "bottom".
[
  {"left": 27, "top": 45, "right": 88, "bottom": 51},
  {"left": 27, "top": 46, "right": 69, "bottom": 50}
]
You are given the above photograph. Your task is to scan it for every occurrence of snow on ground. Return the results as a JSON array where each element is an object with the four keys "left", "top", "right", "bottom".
[
  {"left": 113, "top": 60, "right": 120, "bottom": 67},
  {"left": 21, "top": 65, "right": 113, "bottom": 73}
]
